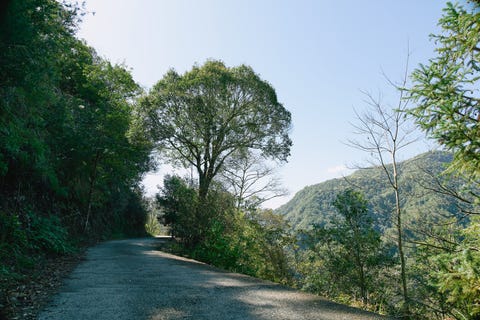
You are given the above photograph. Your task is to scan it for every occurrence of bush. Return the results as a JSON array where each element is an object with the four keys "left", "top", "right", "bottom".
[
  {"left": 0, "top": 211, "right": 27, "bottom": 261},
  {"left": 28, "top": 213, "right": 72, "bottom": 254},
  {"left": 190, "top": 220, "right": 242, "bottom": 270}
]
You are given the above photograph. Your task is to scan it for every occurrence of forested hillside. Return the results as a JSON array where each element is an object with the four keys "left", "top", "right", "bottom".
[
  {"left": 0, "top": 0, "right": 152, "bottom": 307},
  {"left": 284, "top": 150, "right": 479, "bottom": 318},
  {"left": 277, "top": 151, "right": 457, "bottom": 231}
]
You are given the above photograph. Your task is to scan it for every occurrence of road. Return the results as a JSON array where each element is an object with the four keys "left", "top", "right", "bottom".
[{"left": 39, "top": 238, "right": 387, "bottom": 320}]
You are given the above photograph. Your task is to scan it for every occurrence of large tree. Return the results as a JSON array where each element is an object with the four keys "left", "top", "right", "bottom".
[
  {"left": 139, "top": 60, "right": 292, "bottom": 201},
  {"left": 408, "top": 1, "right": 480, "bottom": 180}
]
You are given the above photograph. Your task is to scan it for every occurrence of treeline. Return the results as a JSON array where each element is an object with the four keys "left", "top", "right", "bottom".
[
  {"left": 0, "top": 0, "right": 152, "bottom": 281},
  {"left": 155, "top": 152, "right": 479, "bottom": 319},
  {"left": 291, "top": 154, "right": 479, "bottom": 318},
  {"left": 289, "top": 2, "right": 480, "bottom": 318},
  {"left": 148, "top": 2, "right": 480, "bottom": 320},
  {"left": 1, "top": 1, "right": 478, "bottom": 320}
]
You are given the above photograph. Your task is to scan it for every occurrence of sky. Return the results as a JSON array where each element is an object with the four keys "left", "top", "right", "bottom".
[{"left": 77, "top": 0, "right": 448, "bottom": 208}]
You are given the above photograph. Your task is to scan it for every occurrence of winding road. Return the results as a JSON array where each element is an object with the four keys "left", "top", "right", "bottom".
[{"left": 39, "top": 238, "right": 386, "bottom": 320}]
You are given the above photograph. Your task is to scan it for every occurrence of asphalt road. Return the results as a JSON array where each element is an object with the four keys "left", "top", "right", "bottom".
[{"left": 39, "top": 238, "right": 386, "bottom": 320}]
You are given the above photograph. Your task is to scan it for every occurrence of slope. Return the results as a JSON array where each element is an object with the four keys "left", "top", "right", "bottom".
[{"left": 276, "top": 151, "right": 456, "bottom": 231}]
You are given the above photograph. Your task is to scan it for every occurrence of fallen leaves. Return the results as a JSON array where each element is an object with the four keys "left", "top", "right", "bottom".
[{"left": 1, "top": 251, "right": 85, "bottom": 320}]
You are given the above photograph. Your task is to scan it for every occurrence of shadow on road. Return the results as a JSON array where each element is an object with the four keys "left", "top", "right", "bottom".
[{"left": 39, "top": 238, "right": 387, "bottom": 320}]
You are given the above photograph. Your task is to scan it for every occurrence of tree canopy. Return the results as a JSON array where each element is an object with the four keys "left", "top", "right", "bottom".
[
  {"left": 409, "top": 1, "right": 480, "bottom": 179},
  {"left": 0, "top": 0, "right": 152, "bottom": 284},
  {"left": 138, "top": 60, "right": 292, "bottom": 200},
  {"left": 407, "top": 3, "right": 480, "bottom": 317}
]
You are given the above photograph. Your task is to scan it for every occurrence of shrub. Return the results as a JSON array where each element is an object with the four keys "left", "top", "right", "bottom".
[{"left": 28, "top": 213, "right": 72, "bottom": 255}]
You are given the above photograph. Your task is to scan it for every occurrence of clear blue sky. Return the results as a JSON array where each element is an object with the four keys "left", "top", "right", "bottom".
[{"left": 77, "top": 0, "right": 447, "bottom": 208}]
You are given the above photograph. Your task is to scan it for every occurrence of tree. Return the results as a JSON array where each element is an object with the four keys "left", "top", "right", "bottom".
[
  {"left": 158, "top": 173, "right": 252, "bottom": 254},
  {"left": 1, "top": 4, "right": 152, "bottom": 314},
  {"left": 59, "top": 51, "right": 148, "bottom": 233},
  {"left": 219, "top": 150, "right": 288, "bottom": 210},
  {"left": 348, "top": 64, "right": 419, "bottom": 313},
  {"left": 138, "top": 60, "right": 292, "bottom": 202},
  {"left": 156, "top": 175, "right": 198, "bottom": 241},
  {"left": 244, "top": 209, "right": 292, "bottom": 283},
  {"left": 431, "top": 217, "right": 480, "bottom": 319},
  {"left": 296, "top": 190, "right": 391, "bottom": 308},
  {"left": 0, "top": 0, "right": 78, "bottom": 197},
  {"left": 331, "top": 189, "right": 386, "bottom": 305},
  {"left": 413, "top": 214, "right": 480, "bottom": 320},
  {"left": 408, "top": 4, "right": 480, "bottom": 317},
  {"left": 408, "top": 1, "right": 480, "bottom": 180}
]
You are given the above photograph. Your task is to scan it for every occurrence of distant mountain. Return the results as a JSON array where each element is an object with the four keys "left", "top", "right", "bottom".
[{"left": 276, "top": 151, "right": 457, "bottom": 231}]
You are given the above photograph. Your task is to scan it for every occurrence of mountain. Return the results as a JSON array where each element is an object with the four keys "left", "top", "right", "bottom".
[{"left": 276, "top": 151, "right": 457, "bottom": 231}]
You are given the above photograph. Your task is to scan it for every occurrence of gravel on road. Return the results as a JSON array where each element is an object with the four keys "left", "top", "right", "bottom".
[{"left": 39, "top": 237, "right": 387, "bottom": 320}]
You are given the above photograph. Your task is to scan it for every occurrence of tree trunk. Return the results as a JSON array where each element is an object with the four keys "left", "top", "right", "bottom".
[
  {"left": 198, "top": 172, "right": 210, "bottom": 202},
  {"left": 354, "top": 245, "right": 368, "bottom": 306},
  {"left": 84, "top": 150, "right": 101, "bottom": 233},
  {"left": 359, "top": 265, "right": 367, "bottom": 306},
  {"left": 393, "top": 158, "right": 409, "bottom": 312}
]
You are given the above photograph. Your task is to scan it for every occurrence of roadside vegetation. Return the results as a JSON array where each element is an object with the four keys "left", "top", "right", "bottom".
[
  {"left": 149, "top": 2, "right": 480, "bottom": 319},
  {"left": 0, "top": 1, "right": 152, "bottom": 317},
  {"left": 1, "top": 1, "right": 479, "bottom": 320}
]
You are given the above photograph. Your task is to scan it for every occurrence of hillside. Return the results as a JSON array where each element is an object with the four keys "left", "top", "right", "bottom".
[{"left": 276, "top": 151, "right": 457, "bottom": 231}]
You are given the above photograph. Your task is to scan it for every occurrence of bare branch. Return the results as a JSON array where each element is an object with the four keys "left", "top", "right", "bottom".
[
  {"left": 218, "top": 150, "right": 288, "bottom": 209},
  {"left": 347, "top": 55, "right": 418, "bottom": 305}
]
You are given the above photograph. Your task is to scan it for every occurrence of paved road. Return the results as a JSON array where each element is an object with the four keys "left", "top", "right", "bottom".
[{"left": 39, "top": 238, "right": 386, "bottom": 320}]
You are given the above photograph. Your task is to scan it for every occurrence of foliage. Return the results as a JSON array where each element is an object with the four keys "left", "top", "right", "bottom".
[
  {"left": 156, "top": 175, "right": 292, "bottom": 283},
  {"left": 437, "top": 219, "right": 480, "bottom": 319},
  {"left": 331, "top": 189, "right": 389, "bottom": 305},
  {"left": 235, "top": 209, "right": 293, "bottom": 283},
  {"left": 409, "top": 1, "right": 480, "bottom": 180},
  {"left": 0, "top": 0, "right": 152, "bottom": 293},
  {"left": 138, "top": 60, "right": 292, "bottom": 201},
  {"left": 281, "top": 151, "right": 480, "bottom": 318},
  {"left": 28, "top": 213, "right": 72, "bottom": 254},
  {"left": 295, "top": 190, "right": 394, "bottom": 311},
  {"left": 414, "top": 217, "right": 480, "bottom": 320},
  {"left": 156, "top": 175, "right": 199, "bottom": 243},
  {"left": 108, "top": 188, "right": 149, "bottom": 238},
  {"left": 0, "top": 211, "right": 28, "bottom": 261},
  {"left": 407, "top": 3, "right": 480, "bottom": 318},
  {"left": 277, "top": 151, "right": 455, "bottom": 232},
  {"left": 0, "top": 207, "right": 74, "bottom": 290},
  {"left": 144, "top": 202, "right": 163, "bottom": 236},
  {"left": 188, "top": 208, "right": 293, "bottom": 284}
]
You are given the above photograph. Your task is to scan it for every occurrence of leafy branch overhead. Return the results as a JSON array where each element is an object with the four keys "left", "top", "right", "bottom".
[{"left": 409, "top": 1, "right": 480, "bottom": 179}]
